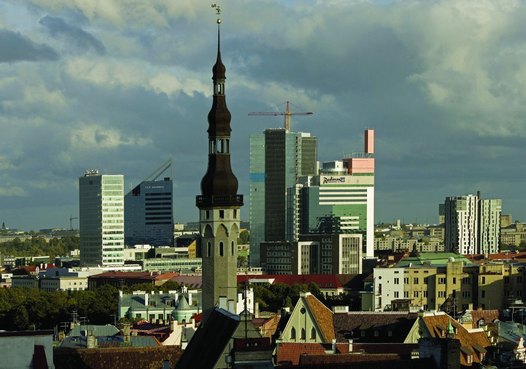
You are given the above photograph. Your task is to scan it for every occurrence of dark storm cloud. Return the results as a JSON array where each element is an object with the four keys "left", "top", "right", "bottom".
[
  {"left": 0, "top": 29, "right": 58, "bottom": 62},
  {"left": 39, "top": 15, "right": 106, "bottom": 54}
]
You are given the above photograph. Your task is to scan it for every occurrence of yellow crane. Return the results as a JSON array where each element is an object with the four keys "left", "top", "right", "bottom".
[{"left": 248, "top": 101, "right": 313, "bottom": 132}]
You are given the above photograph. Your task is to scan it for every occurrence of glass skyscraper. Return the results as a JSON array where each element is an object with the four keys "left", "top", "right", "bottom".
[
  {"left": 249, "top": 128, "right": 317, "bottom": 266},
  {"left": 124, "top": 178, "right": 174, "bottom": 247}
]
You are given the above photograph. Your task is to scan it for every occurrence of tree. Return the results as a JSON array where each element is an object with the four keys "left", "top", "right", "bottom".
[{"left": 238, "top": 230, "right": 250, "bottom": 244}]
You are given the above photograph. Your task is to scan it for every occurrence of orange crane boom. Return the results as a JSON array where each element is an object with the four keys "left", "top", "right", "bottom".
[{"left": 248, "top": 101, "right": 313, "bottom": 132}]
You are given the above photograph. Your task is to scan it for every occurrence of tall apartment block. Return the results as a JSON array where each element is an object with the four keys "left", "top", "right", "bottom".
[
  {"left": 79, "top": 171, "right": 124, "bottom": 267},
  {"left": 124, "top": 177, "right": 174, "bottom": 247},
  {"left": 443, "top": 192, "right": 502, "bottom": 254},
  {"left": 249, "top": 129, "right": 317, "bottom": 266}
]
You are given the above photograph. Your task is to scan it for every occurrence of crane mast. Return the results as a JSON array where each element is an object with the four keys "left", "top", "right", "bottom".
[{"left": 248, "top": 101, "right": 313, "bottom": 132}]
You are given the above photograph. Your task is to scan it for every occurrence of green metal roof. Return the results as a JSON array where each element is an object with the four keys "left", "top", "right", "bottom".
[{"left": 396, "top": 252, "right": 473, "bottom": 267}]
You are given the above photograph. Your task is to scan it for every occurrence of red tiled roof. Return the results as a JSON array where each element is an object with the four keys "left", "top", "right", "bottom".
[
  {"left": 305, "top": 294, "right": 335, "bottom": 342},
  {"left": 422, "top": 314, "right": 490, "bottom": 367},
  {"left": 276, "top": 342, "right": 418, "bottom": 367},
  {"left": 469, "top": 309, "right": 499, "bottom": 329},
  {"left": 466, "top": 252, "right": 526, "bottom": 263},
  {"left": 89, "top": 271, "right": 178, "bottom": 281}
]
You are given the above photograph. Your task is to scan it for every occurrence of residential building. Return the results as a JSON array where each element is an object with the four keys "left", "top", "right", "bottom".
[
  {"left": 79, "top": 171, "right": 125, "bottom": 267},
  {"left": 125, "top": 174, "right": 174, "bottom": 247},
  {"left": 443, "top": 192, "right": 502, "bottom": 254},
  {"left": 501, "top": 222, "right": 526, "bottom": 247},
  {"left": 478, "top": 262, "right": 524, "bottom": 310}
]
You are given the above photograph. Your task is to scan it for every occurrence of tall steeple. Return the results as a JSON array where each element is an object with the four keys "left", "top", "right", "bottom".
[{"left": 197, "top": 7, "right": 243, "bottom": 313}]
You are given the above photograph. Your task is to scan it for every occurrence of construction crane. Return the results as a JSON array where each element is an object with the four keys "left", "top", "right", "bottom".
[
  {"left": 248, "top": 101, "right": 313, "bottom": 132},
  {"left": 144, "top": 158, "right": 173, "bottom": 182}
]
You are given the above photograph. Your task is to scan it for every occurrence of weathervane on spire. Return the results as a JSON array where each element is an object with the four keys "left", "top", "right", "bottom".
[{"left": 211, "top": 3, "right": 222, "bottom": 23}]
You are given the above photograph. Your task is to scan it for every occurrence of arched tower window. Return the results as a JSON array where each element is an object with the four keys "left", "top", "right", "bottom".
[
  {"left": 311, "top": 328, "right": 316, "bottom": 340},
  {"left": 219, "top": 242, "right": 224, "bottom": 256},
  {"left": 301, "top": 328, "right": 306, "bottom": 340},
  {"left": 291, "top": 327, "right": 296, "bottom": 340},
  {"left": 231, "top": 241, "right": 235, "bottom": 256},
  {"left": 207, "top": 242, "right": 211, "bottom": 257}
]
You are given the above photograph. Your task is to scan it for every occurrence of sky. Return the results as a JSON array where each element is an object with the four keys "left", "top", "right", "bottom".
[{"left": 0, "top": 0, "right": 525, "bottom": 231}]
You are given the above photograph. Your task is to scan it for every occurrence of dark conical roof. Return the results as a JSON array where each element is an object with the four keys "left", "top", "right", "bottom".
[{"left": 212, "top": 21, "right": 226, "bottom": 80}]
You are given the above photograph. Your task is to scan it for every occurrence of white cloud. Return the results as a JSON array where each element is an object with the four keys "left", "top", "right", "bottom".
[
  {"left": 0, "top": 185, "right": 27, "bottom": 197},
  {"left": 70, "top": 124, "right": 151, "bottom": 149}
]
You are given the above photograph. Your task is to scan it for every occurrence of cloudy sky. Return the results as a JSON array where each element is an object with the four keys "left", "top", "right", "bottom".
[{"left": 0, "top": 0, "right": 525, "bottom": 231}]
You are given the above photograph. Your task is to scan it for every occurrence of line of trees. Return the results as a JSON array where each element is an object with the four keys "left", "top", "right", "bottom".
[
  {"left": 0, "top": 236, "right": 79, "bottom": 258},
  {"left": 0, "top": 285, "right": 118, "bottom": 331}
]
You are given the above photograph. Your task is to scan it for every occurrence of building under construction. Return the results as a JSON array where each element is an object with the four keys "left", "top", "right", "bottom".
[{"left": 124, "top": 160, "right": 174, "bottom": 247}]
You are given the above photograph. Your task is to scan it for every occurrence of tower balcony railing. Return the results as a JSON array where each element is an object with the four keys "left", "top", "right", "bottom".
[{"left": 196, "top": 194, "right": 244, "bottom": 208}]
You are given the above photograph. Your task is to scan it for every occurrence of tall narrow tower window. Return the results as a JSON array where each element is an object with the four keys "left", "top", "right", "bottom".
[
  {"left": 219, "top": 242, "right": 224, "bottom": 256},
  {"left": 207, "top": 242, "right": 212, "bottom": 257},
  {"left": 231, "top": 241, "right": 235, "bottom": 256}
]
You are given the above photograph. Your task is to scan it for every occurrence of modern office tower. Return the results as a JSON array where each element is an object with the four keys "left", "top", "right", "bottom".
[
  {"left": 249, "top": 134, "right": 265, "bottom": 267},
  {"left": 299, "top": 129, "right": 375, "bottom": 258},
  {"left": 196, "top": 18, "right": 243, "bottom": 312},
  {"left": 249, "top": 129, "right": 317, "bottom": 266},
  {"left": 79, "top": 170, "right": 124, "bottom": 267},
  {"left": 125, "top": 161, "right": 174, "bottom": 247},
  {"left": 264, "top": 129, "right": 317, "bottom": 241},
  {"left": 443, "top": 192, "right": 502, "bottom": 254}
]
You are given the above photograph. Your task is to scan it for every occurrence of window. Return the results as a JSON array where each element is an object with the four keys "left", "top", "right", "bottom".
[
  {"left": 394, "top": 291, "right": 399, "bottom": 298},
  {"left": 504, "top": 276, "right": 510, "bottom": 284},
  {"left": 404, "top": 278, "right": 409, "bottom": 284},
  {"left": 404, "top": 291, "right": 409, "bottom": 298},
  {"left": 438, "top": 277, "right": 446, "bottom": 284},
  {"left": 291, "top": 327, "right": 296, "bottom": 340},
  {"left": 206, "top": 210, "right": 210, "bottom": 219},
  {"left": 394, "top": 278, "right": 399, "bottom": 285},
  {"left": 233, "top": 209, "right": 237, "bottom": 218},
  {"left": 481, "top": 290, "right": 486, "bottom": 298},
  {"left": 301, "top": 328, "right": 306, "bottom": 340},
  {"left": 219, "top": 210, "right": 225, "bottom": 219},
  {"left": 423, "top": 291, "right": 428, "bottom": 297},
  {"left": 452, "top": 277, "right": 456, "bottom": 284},
  {"left": 207, "top": 242, "right": 212, "bottom": 257},
  {"left": 414, "top": 291, "right": 419, "bottom": 298},
  {"left": 231, "top": 241, "right": 235, "bottom": 256},
  {"left": 438, "top": 291, "right": 446, "bottom": 298},
  {"left": 219, "top": 242, "right": 224, "bottom": 256},
  {"left": 518, "top": 276, "right": 523, "bottom": 283},
  {"left": 481, "top": 276, "right": 486, "bottom": 284},
  {"left": 414, "top": 278, "right": 419, "bottom": 284},
  {"left": 311, "top": 328, "right": 316, "bottom": 340}
]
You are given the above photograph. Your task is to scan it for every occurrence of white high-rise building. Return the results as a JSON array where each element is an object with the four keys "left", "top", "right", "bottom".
[
  {"left": 79, "top": 171, "right": 125, "bottom": 267},
  {"left": 444, "top": 192, "right": 501, "bottom": 255}
]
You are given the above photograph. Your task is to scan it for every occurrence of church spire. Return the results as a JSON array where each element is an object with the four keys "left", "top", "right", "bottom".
[
  {"left": 196, "top": 6, "right": 243, "bottom": 313},
  {"left": 198, "top": 6, "right": 241, "bottom": 205}
]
